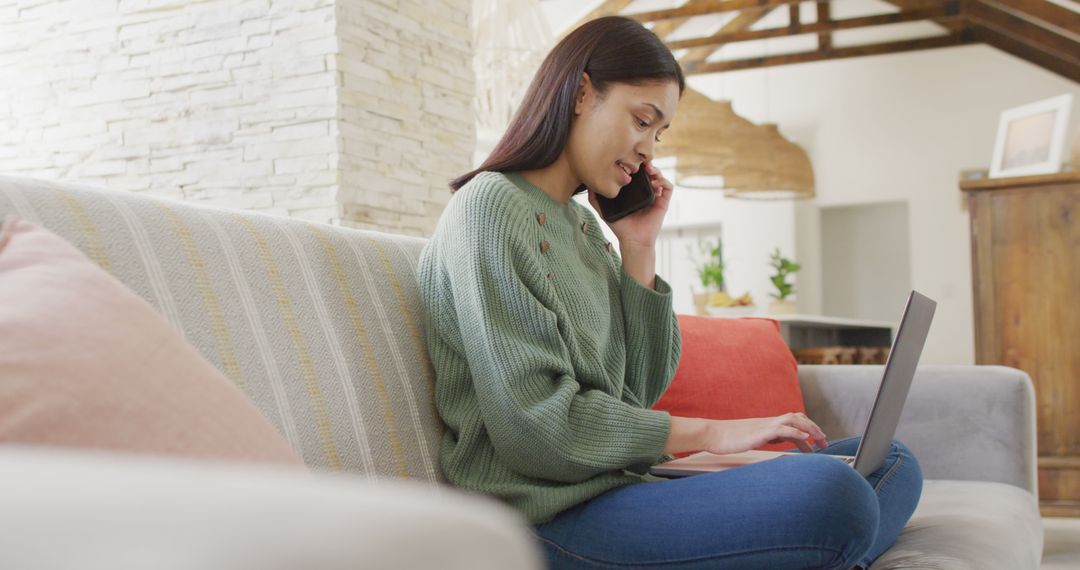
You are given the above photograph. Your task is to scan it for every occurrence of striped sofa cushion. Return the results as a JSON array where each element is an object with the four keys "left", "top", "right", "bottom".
[{"left": 0, "top": 175, "right": 445, "bottom": 485}]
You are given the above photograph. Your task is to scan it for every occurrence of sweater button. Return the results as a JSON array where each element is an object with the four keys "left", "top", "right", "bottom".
[
  {"left": 580, "top": 222, "right": 588, "bottom": 233},
  {"left": 540, "top": 240, "right": 550, "bottom": 254},
  {"left": 537, "top": 212, "right": 546, "bottom": 225},
  {"left": 546, "top": 272, "right": 553, "bottom": 280},
  {"left": 605, "top": 242, "right": 613, "bottom": 252}
]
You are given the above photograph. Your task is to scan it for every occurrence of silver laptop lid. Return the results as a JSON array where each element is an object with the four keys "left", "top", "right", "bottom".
[{"left": 852, "top": 290, "right": 936, "bottom": 476}]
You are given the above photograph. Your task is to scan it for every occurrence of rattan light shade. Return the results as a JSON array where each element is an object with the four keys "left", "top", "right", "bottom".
[{"left": 660, "top": 89, "right": 815, "bottom": 199}]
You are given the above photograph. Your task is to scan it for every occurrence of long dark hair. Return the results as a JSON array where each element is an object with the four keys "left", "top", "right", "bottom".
[{"left": 450, "top": 16, "right": 685, "bottom": 194}]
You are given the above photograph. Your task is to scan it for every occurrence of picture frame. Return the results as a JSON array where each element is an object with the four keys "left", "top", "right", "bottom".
[{"left": 988, "top": 93, "right": 1073, "bottom": 178}]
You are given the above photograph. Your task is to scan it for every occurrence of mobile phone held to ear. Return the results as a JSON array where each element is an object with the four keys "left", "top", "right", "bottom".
[{"left": 595, "top": 166, "right": 655, "bottom": 223}]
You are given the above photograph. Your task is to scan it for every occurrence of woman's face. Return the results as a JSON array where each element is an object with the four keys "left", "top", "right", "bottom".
[{"left": 566, "top": 76, "right": 679, "bottom": 199}]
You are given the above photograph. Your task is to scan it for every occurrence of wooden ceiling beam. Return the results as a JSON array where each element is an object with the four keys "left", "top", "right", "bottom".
[
  {"left": 650, "top": 0, "right": 745, "bottom": 41},
  {"left": 897, "top": 0, "right": 1079, "bottom": 83},
  {"left": 964, "top": 0, "right": 1080, "bottom": 64},
  {"left": 970, "top": 24, "right": 1080, "bottom": 83},
  {"left": 992, "top": 0, "right": 1080, "bottom": 39},
  {"left": 665, "top": 4, "right": 962, "bottom": 51},
  {"left": 817, "top": 1, "right": 832, "bottom": 51},
  {"left": 884, "top": 0, "right": 967, "bottom": 32},
  {"left": 560, "top": 0, "right": 1078, "bottom": 80},
  {"left": 651, "top": 18, "right": 690, "bottom": 39},
  {"left": 682, "top": 30, "right": 977, "bottom": 74},
  {"left": 678, "top": 6, "right": 776, "bottom": 66},
  {"left": 558, "top": 0, "right": 775, "bottom": 70},
  {"left": 627, "top": 0, "right": 801, "bottom": 23}
]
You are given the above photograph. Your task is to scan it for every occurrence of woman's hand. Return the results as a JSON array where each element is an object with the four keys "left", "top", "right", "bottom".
[
  {"left": 587, "top": 159, "right": 673, "bottom": 249},
  {"left": 701, "top": 413, "right": 830, "bottom": 455}
]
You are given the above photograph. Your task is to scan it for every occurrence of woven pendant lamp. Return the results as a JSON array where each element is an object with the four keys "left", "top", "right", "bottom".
[
  {"left": 721, "top": 124, "right": 816, "bottom": 200},
  {"left": 655, "top": 90, "right": 749, "bottom": 189},
  {"left": 661, "top": 89, "right": 815, "bottom": 199},
  {"left": 472, "top": 0, "right": 551, "bottom": 134}
]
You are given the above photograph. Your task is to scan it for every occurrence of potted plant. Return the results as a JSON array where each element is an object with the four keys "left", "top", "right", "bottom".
[
  {"left": 767, "top": 247, "right": 800, "bottom": 314},
  {"left": 687, "top": 238, "right": 754, "bottom": 316},
  {"left": 687, "top": 238, "right": 724, "bottom": 316}
]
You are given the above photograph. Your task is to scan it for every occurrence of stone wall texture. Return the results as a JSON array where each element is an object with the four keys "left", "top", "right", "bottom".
[{"left": 0, "top": 0, "right": 473, "bottom": 235}]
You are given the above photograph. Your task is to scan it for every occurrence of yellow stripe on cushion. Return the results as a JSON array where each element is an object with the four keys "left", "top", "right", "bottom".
[
  {"left": 368, "top": 237, "right": 443, "bottom": 442},
  {"left": 55, "top": 190, "right": 111, "bottom": 272},
  {"left": 236, "top": 215, "right": 342, "bottom": 471},
  {"left": 157, "top": 203, "right": 244, "bottom": 392},
  {"left": 312, "top": 226, "right": 410, "bottom": 479}
]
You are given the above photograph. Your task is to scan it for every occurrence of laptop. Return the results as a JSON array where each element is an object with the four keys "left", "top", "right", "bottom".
[{"left": 648, "top": 290, "right": 936, "bottom": 479}]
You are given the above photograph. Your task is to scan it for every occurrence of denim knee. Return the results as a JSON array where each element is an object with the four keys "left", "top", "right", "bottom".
[
  {"left": 791, "top": 454, "right": 879, "bottom": 567},
  {"left": 890, "top": 439, "right": 915, "bottom": 462},
  {"left": 881, "top": 439, "right": 924, "bottom": 490}
]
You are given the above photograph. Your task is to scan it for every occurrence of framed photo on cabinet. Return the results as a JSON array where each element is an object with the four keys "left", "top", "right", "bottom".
[{"left": 988, "top": 94, "right": 1073, "bottom": 178}]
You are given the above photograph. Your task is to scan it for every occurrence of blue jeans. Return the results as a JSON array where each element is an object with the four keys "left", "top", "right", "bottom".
[{"left": 531, "top": 437, "right": 922, "bottom": 569}]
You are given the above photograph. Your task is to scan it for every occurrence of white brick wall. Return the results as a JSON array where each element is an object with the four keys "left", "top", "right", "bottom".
[
  {"left": 335, "top": 0, "right": 473, "bottom": 236},
  {"left": 0, "top": 0, "right": 473, "bottom": 234}
]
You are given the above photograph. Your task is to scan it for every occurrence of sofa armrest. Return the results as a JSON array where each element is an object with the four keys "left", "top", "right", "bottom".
[
  {"left": 0, "top": 446, "right": 545, "bottom": 570},
  {"left": 798, "top": 365, "right": 1037, "bottom": 496}
]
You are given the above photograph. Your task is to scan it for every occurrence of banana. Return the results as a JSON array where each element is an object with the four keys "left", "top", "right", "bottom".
[{"left": 706, "top": 292, "right": 754, "bottom": 307}]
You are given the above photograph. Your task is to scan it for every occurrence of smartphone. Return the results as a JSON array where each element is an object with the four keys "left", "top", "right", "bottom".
[{"left": 595, "top": 166, "right": 655, "bottom": 223}]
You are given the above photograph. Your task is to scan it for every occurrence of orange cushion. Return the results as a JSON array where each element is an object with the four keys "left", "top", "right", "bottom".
[{"left": 652, "top": 315, "right": 806, "bottom": 457}]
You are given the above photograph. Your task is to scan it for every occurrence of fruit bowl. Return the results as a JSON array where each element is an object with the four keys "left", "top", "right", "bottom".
[{"left": 700, "top": 291, "right": 756, "bottom": 317}]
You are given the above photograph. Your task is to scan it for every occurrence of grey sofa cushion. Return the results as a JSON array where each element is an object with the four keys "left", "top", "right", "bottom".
[
  {"left": 870, "top": 480, "right": 1043, "bottom": 569},
  {"left": 800, "top": 365, "right": 1038, "bottom": 496}
]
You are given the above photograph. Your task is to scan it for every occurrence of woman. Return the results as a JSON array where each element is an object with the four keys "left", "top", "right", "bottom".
[{"left": 416, "top": 16, "right": 922, "bottom": 570}]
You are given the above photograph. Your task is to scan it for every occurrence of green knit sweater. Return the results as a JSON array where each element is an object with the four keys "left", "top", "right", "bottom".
[{"left": 416, "top": 171, "right": 680, "bottom": 525}]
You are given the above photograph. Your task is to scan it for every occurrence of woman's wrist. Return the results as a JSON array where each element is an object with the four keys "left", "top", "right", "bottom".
[
  {"left": 620, "top": 241, "right": 657, "bottom": 290},
  {"left": 662, "top": 415, "right": 709, "bottom": 455}
]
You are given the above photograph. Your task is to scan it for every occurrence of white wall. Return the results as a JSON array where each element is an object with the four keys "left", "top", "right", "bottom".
[
  {"left": 686, "top": 44, "right": 1080, "bottom": 365},
  {"left": 820, "top": 201, "right": 911, "bottom": 322}
]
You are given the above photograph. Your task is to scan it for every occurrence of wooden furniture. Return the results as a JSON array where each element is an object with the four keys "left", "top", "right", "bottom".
[
  {"left": 772, "top": 314, "right": 893, "bottom": 366},
  {"left": 793, "top": 346, "right": 891, "bottom": 366},
  {"left": 960, "top": 171, "right": 1080, "bottom": 517},
  {"left": 770, "top": 313, "right": 894, "bottom": 352},
  {"left": 712, "top": 313, "right": 894, "bottom": 364}
]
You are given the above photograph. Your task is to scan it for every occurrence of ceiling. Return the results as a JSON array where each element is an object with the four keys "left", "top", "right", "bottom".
[{"left": 551, "top": 0, "right": 1079, "bottom": 83}]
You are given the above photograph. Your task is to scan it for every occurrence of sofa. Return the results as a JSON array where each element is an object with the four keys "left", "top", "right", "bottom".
[{"left": 0, "top": 174, "right": 1044, "bottom": 569}]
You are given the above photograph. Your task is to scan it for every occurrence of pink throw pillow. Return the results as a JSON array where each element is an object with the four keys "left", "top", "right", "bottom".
[{"left": 0, "top": 217, "right": 304, "bottom": 468}]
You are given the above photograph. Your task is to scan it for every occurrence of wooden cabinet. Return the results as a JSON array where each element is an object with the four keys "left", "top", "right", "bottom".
[
  {"left": 771, "top": 314, "right": 894, "bottom": 351},
  {"left": 960, "top": 172, "right": 1080, "bottom": 517}
]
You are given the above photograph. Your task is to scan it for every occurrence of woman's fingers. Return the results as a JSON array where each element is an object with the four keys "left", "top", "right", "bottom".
[
  {"left": 786, "top": 412, "right": 825, "bottom": 436},
  {"left": 643, "top": 173, "right": 669, "bottom": 198},
  {"left": 656, "top": 179, "right": 672, "bottom": 199},
  {"left": 645, "top": 165, "right": 673, "bottom": 199},
  {"left": 782, "top": 413, "right": 829, "bottom": 448},
  {"left": 769, "top": 425, "right": 814, "bottom": 453},
  {"left": 777, "top": 425, "right": 810, "bottom": 441}
]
